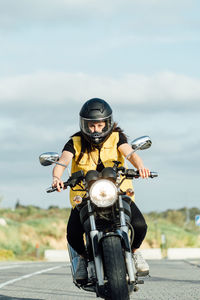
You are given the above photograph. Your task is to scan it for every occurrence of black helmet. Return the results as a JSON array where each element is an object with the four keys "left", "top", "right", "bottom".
[{"left": 79, "top": 98, "right": 114, "bottom": 145}]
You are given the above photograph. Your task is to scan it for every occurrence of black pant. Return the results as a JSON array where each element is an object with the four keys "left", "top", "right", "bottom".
[{"left": 67, "top": 202, "right": 147, "bottom": 255}]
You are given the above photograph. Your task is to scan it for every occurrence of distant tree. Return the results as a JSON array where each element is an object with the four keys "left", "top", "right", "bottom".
[
  {"left": 147, "top": 207, "right": 200, "bottom": 226},
  {"left": 15, "top": 199, "right": 21, "bottom": 209},
  {"left": 166, "top": 210, "right": 185, "bottom": 226},
  {"left": 189, "top": 207, "right": 200, "bottom": 220},
  {"left": 48, "top": 205, "right": 59, "bottom": 210}
]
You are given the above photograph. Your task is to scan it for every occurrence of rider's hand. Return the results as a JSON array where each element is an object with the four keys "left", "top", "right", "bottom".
[
  {"left": 52, "top": 176, "right": 64, "bottom": 192},
  {"left": 138, "top": 167, "right": 150, "bottom": 178}
]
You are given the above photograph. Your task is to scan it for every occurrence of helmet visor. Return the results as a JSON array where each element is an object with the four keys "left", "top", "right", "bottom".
[{"left": 80, "top": 115, "right": 114, "bottom": 138}]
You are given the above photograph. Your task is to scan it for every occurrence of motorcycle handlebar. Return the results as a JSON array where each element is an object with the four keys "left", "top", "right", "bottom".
[
  {"left": 149, "top": 172, "right": 158, "bottom": 178},
  {"left": 46, "top": 170, "right": 158, "bottom": 193}
]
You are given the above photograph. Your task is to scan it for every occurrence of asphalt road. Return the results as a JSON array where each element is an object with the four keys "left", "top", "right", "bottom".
[{"left": 0, "top": 260, "right": 199, "bottom": 300}]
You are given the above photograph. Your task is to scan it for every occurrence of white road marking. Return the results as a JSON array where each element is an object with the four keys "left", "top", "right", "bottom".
[{"left": 0, "top": 265, "right": 62, "bottom": 289}]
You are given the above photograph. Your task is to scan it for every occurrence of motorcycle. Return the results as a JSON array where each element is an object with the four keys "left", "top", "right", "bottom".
[{"left": 39, "top": 136, "right": 157, "bottom": 300}]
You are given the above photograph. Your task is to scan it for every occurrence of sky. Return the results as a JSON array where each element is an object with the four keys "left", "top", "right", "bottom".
[{"left": 0, "top": 0, "right": 200, "bottom": 212}]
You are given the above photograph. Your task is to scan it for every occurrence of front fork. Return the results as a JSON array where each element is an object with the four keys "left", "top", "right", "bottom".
[
  {"left": 118, "top": 196, "right": 136, "bottom": 283},
  {"left": 88, "top": 200, "right": 105, "bottom": 286},
  {"left": 88, "top": 198, "right": 136, "bottom": 286}
]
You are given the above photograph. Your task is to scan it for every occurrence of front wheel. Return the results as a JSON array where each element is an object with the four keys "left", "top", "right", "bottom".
[{"left": 102, "top": 236, "right": 129, "bottom": 300}]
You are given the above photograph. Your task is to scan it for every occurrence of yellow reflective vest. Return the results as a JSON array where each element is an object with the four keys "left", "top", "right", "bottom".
[{"left": 70, "top": 131, "right": 135, "bottom": 207}]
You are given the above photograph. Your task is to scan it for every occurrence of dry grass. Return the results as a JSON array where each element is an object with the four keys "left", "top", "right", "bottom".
[{"left": 0, "top": 206, "right": 200, "bottom": 260}]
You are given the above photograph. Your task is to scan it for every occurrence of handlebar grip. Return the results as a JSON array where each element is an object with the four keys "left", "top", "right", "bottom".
[
  {"left": 46, "top": 187, "right": 57, "bottom": 193},
  {"left": 46, "top": 180, "right": 69, "bottom": 193}
]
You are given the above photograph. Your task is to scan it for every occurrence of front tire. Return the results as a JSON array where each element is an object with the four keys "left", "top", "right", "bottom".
[{"left": 102, "top": 236, "right": 129, "bottom": 300}]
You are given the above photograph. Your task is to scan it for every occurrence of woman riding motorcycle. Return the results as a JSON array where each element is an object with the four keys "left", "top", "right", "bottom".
[{"left": 52, "top": 98, "right": 150, "bottom": 283}]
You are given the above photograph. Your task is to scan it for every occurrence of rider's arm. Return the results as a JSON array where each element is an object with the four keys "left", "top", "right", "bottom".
[
  {"left": 52, "top": 151, "right": 73, "bottom": 192},
  {"left": 118, "top": 143, "right": 150, "bottom": 178}
]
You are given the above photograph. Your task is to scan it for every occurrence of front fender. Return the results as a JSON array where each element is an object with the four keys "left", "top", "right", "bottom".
[{"left": 98, "top": 230, "right": 131, "bottom": 252}]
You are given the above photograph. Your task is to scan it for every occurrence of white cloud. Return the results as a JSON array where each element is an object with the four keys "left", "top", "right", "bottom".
[
  {"left": 0, "top": 0, "right": 196, "bottom": 31},
  {"left": 0, "top": 71, "right": 200, "bottom": 107},
  {"left": 0, "top": 0, "right": 121, "bottom": 28}
]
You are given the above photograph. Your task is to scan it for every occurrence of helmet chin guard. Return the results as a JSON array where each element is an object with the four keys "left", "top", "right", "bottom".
[{"left": 90, "top": 132, "right": 105, "bottom": 145}]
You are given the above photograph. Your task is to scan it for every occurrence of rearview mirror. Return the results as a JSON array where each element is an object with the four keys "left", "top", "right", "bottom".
[
  {"left": 131, "top": 136, "right": 152, "bottom": 151},
  {"left": 39, "top": 152, "right": 59, "bottom": 166}
]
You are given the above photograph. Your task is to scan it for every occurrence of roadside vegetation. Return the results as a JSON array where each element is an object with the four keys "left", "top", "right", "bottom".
[
  {"left": 0, "top": 204, "right": 200, "bottom": 261},
  {"left": 144, "top": 208, "right": 200, "bottom": 249}
]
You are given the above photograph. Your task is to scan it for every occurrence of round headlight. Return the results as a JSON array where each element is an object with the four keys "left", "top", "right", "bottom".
[{"left": 89, "top": 179, "right": 118, "bottom": 207}]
